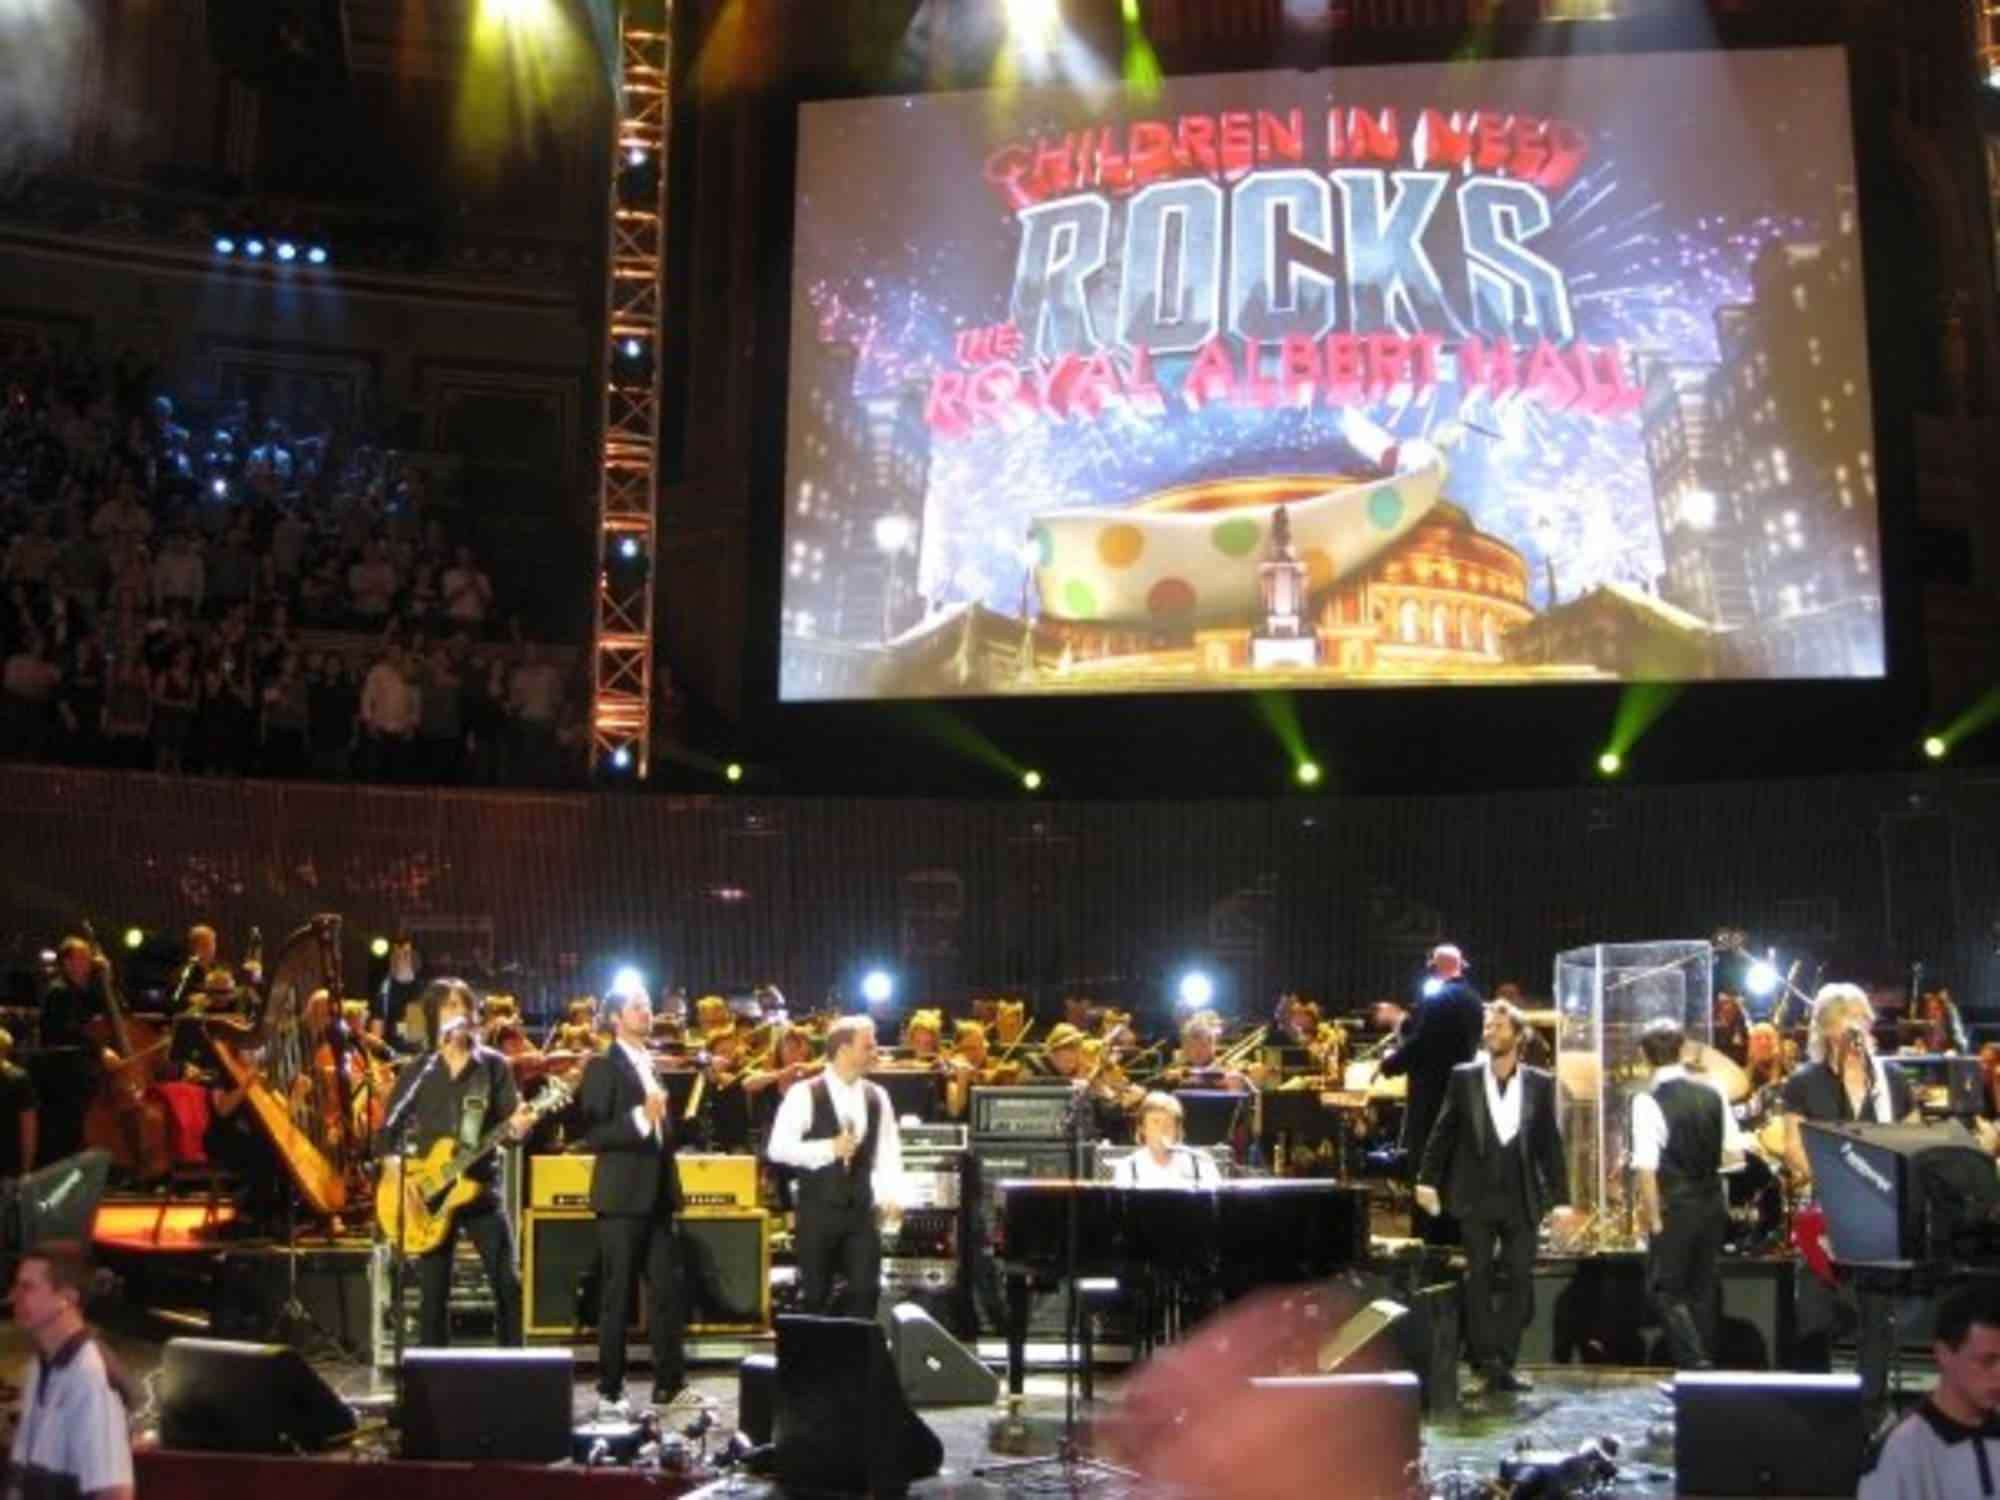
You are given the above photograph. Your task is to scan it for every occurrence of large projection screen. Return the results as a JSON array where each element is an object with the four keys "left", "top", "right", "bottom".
[{"left": 780, "top": 48, "right": 1882, "bottom": 702}]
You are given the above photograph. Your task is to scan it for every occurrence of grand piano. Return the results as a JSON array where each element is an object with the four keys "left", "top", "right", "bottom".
[{"left": 994, "top": 1179, "right": 1370, "bottom": 1394}]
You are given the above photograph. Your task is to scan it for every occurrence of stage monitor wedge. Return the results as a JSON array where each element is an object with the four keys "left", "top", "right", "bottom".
[{"left": 158, "top": 1338, "right": 356, "bottom": 1454}]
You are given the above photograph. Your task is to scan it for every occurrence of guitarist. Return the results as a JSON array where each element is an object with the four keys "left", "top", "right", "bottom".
[
  {"left": 576, "top": 982, "right": 687, "bottom": 1419},
  {"left": 381, "top": 979, "right": 533, "bottom": 1347}
]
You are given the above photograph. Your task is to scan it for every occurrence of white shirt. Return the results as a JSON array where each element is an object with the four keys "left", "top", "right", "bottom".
[
  {"left": 10, "top": 1335, "right": 132, "bottom": 1498},
  {"left": 1482, "top": 1055, "right": 1524, "bottom": 1147},
  {"left": 617, "top": 1038, "right": 666, "bottom": 1143},
  {"left": 1113, "top": 1146, "right": 1216, "bottom": 1189},
  {"left": 1860, "top": 1399, "right": 2000, "bottom": 1500},
  {"left": 1631, "top": 1064, "right": 1748, "bottom": 1174},
  {"left": 766, "top": 1069, "right": 905, "bottom": 1212}
]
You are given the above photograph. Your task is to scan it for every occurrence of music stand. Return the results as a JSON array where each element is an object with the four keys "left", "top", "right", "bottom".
[
  {"left": 876, "top": 1071, "right": 941, "bottom": 1124},
  {"left": 1174, "top": 1090, "right": 1241, "bottom": 1148}
]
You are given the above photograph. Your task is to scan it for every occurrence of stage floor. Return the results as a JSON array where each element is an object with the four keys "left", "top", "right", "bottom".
[{"left": 0, "top": 1305, "right": 1926, "bottom": 1499}]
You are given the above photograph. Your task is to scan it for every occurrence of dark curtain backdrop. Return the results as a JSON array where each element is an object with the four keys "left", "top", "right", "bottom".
[{"left": 1, "top": 766, "right": 1993, "bottom": 1028}]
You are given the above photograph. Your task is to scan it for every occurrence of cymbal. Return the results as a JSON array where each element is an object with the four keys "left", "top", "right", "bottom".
[{"left": 1685, "top": 1042, "right": 1750, "bottom": 1103}]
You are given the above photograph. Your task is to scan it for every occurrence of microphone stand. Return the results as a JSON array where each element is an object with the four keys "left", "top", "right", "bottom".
[{"left": 975, "top": 1082, "right": 1133, "bottom": 1486}]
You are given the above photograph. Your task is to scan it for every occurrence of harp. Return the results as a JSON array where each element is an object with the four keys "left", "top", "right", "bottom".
[{"left": 205, "top": 914, "right": 355, "bottom": 1218}]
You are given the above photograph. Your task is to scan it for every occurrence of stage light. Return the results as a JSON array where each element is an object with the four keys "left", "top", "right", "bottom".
[
  {"left": 725, "top": 762, "right": 744, "bottom": 783},
  {"left": 1745, "top": 960, "right": 1780, "bottom": 999},
  {"left": 611, "top": 336, "right": 654, "bottom": 388},
  {"left": 1005, "top": 0, "right": 1060, "bottom": 44},
  {"left": 276, "top": 241, "right": 298, "bottom": 263},
  {"left": 618, "top": 536, "right": 640, "bottom": 560},
  {"left": 122, "top": 927, "right": 144, "bottom": 951},
  {"left": 1923, "top": 735, "right": 1948, "bottom": 761},
  {"left": 306, "top": 245, "right": 328, "bottom": 265},
  {"left": 213, "top": 236, "right": 235, "bottom": 255},
  {"left": 211, "top": 477, "right": 229, "bottom": 499},
  {"left": 1597, "top": 751, "right": 1623, "bottom": 777},
  {"left": 1177, "top": 970, "right": 1214, "bottom": 1010},
  {"left": 610, "top": 965, "right": 646, "bottom": 999},
  {"left": 861, "top": 968, "right": 895, "bottom": 1006},
  {"left": 244, "top": 239, "right": 266, "bottom": 257},
  {"left": 873, "top": 513, "right": 915, "bottom": 554},
  {"left": 627, "top": 145, "right": 647, "bottom": 167},
  {"left": 369, "top": 936, "right": 391, "bottom": 959},
  {"left": 1022, "top": 769, "right": 1043, "bottom": 792},
  {"left": 1422, "top": 976, "right": 1445, "bottom": 998},
  {"left": 1296, "top": 760, "right": 1321, "bottom": 787},
  {"left": 622, "top": 337, "right": 642, "bottom": 358},
  {"left": 610, "top": 745, "right": 632, "bottom": 770}
]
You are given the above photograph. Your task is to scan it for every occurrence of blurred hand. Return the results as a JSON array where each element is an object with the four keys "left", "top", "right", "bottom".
[
  {"left": 832, "top": 1124, "right": 858, "bottom": 1164},
  {"left": 1371, "top": 1002, "right": 1405, "bottom": 1030},
  {"left": 1414, "top": 1184, "right": 1441, "bottom": 1218},
  {"left": 642, "top": 1092, "right": 669, "bottom": 1127},
  {"left": 1547, "top": 1205, "right": 1585, "bottom": 1248},
  {"left": 505, "top": 1103, "right": 535, "bottom": 1139}
]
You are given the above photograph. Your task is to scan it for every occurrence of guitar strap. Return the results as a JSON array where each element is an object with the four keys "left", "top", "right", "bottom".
[{"left": 459, "top": 1062, "right": 491, "bottom": 1149}]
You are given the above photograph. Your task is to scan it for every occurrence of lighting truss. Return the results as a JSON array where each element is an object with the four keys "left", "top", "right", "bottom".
[{"left": 593, "top": 1, "right": 671, "bottom": 778}]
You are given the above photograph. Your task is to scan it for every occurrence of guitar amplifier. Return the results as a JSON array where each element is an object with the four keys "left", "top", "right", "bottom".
[
  {"left": 971, "top": 1087, "right": 1074, "bottom": 1139},
  {"left": 887, "top": 1207, "right": 961, "bottom": 1260},
  {"left": 904, "top": 1124, "right": 969, "bottom": 1152},
  {"left": 524, "top": 1207, "right": 771, "bottom": 1337},
  {"left": 528, "top": 1153, "right": 760, "bottom": 1211}
]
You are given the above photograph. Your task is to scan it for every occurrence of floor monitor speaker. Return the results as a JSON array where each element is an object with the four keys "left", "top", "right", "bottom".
[
  {"left": 774, "top": 1315, "right": 943, "bottom": 1494},
  {"left": 886, "top": 1301, "right": 1000, "bottom": 1406},
  {"left": 400, "top": 1347, "right": 574, "bottom": 1462},
  {"left": 158, "top": 1338, "right": 356, "bottom": 1454}
]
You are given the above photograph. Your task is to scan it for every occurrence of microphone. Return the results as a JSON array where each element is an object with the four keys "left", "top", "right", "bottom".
[
  {"left": 379, "top": 1050, "right": 442, "bottom": 1142},
  {"left": 438, "top": 1014, "right": 471, "bottom": 1038}
]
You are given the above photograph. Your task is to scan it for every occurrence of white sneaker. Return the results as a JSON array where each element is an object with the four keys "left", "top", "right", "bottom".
[{"left": 593, "top": 1396, "right": 633, "bottom": 1423}]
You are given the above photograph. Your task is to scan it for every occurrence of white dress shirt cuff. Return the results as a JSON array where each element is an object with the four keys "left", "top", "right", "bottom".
[{"left": 630, "top": 1104, "right": 654, "bottom": 1139}]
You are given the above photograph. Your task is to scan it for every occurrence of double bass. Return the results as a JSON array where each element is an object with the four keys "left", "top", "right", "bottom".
[{"left": 78, "top": 923, "right": 172, "bottom": 1182}]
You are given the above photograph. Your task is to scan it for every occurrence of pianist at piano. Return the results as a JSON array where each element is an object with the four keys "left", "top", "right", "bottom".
[{"left": 1111, "top": 1092, "right": 1219, "bottom": 1189}]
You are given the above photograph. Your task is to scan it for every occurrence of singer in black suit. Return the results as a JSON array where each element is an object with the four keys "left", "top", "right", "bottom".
[
  {"left": 576, "top": 984, "right": 686, "bottom": 1415},
  {"left": 1417, "top": 1001, "right": 1574, "bottom": 1393},
  {"left": 1381, "top": 943, "right": 1486, "bottom": 1243}
]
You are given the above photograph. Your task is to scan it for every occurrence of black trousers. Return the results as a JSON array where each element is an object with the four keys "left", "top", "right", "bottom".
[
  {"left": 1460, "top": 1210, "right": 1537, "bottom": 1372},
  {"left": 1649, "top": 1183, "right": 1727, "bottom": 1367},
  {"left": 797, "top": 1198, "right": 881, "bottom": 1318},
  {"left": 595, "top": 1210, "right": 686, "bottom": 1399},
  {"left": 414, "top": 1190, "right": 522, "bottom": 1347}
]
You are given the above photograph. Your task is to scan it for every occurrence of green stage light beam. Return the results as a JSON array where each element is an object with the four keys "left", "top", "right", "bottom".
[{"left": 1602, "top": 681, "right": 1682, "bottom": 771}]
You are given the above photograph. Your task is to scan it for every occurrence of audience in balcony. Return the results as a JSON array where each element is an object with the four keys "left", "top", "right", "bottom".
[{"left": 0, "top": 340, "right": 592, "bottom": 785}]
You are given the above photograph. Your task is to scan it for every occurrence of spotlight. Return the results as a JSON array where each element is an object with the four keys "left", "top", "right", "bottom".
[
  {"left": 275, "top": 241, "right": 298, "bottom": 263},
  {"left": 244, "top": 239, "right": 266, "bottom": 258},
  {"left": 610, "top": 966, "right": 646, "bottom": 1000},
  {"left": 724, "top": 762, "right": 744, "bottom": 783},
  {"left": 305, "top": 245, "right": 328, "bottom": 265},
  {"left": 1176, "top": 970, "right": 1214, "bottom": 1010},
  {"left": 213, "top": 236, "right": 235, "bottom": 255},
  {"left": 1421, "top": 976, "right": 1445, "bottom": 998},
  {"left": 861, "top": 969, "right": 895, "bottom": 1006},
  {"left": 1596, "top": 751, "right": 1623, "bottom": 777},
  {"left": 1296, "top": 761, "right": 1321, "bottom": 787},
  {"left": 211, "top": 477, "right": 229, "bottom": 499},
  {"left": 1745, "top": 960, "right": 1780, "bottom": 999},
  {"left": 122, "top": 927, "right": 144, "bottom": 951},
  {"left": 610, "top": 746, "right": 632, "bottom": 770},
  {"left": 622, "top": 337, "right": 642, "bottom": 358},
  {"left": 618, "top": 536, "right": 640, "bottom": 560},
  {"left": 369, "top": 936, "right": 391, "bottom": 959},
  {"left": 1923, "top": 735, "right": 1948, "bottom": 761},
  {"left": 1022, "top": 769, "right": 1043, "bottom": 792},
  {"left": 611, "top": 336, "right": 655, "bottom": 388},
  {"left": 627, "top": 145, "right": 647, "bottom": 167}
]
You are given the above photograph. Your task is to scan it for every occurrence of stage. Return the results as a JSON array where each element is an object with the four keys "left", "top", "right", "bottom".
[{"left": 48, "top": 1217, "right": 1933, "bottom": 1498}]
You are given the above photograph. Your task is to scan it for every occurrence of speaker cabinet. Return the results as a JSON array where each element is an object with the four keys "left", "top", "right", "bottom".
[
  {"left": 401, "top": 1348, "right": 575, "bottom": 1462},
  {"left": 738, "top": 1353, "right": 777, "bottom": 1445},
  {"left": 885, "top": 1301, "right": 1000, "bottom": 1406},
  {"left": 524, "top": 1208, "right": 770, "bottom": 1336},
  {"left": 775, "top": 1316, "right": 943, "bottom": 1495},
  {"left": 1675, "top": 1371, "right": 1865, "bottom": 1498},
  {"left": 159, "top": 1338, "right": 356, "bottom": 1454}
]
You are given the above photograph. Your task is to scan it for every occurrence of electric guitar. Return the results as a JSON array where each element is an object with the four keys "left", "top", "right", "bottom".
[{"left": 375, "top": 1074, "right": 574, "bottom": 1254}]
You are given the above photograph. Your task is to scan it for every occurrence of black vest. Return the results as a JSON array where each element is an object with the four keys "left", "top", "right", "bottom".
[
  {"left": 1652, "top": 1076, "right": 1724, "bottom": 1195},
  {"left": 796, "top": 1076, "right": 882, "bottom": 1219}
]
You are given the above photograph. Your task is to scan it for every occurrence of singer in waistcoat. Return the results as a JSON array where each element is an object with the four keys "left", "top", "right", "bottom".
[
  {"left": 1631, "top": 1018, "right": 1748, "bottom": 1369},
  {"left": 765, "top": 1015, "right": 905, "bottom": 1317}
]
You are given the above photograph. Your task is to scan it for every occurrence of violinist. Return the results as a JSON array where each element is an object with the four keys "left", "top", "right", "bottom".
[
  {"left": 550, "top": 996, "right": 605, "bottom": 1056},
  {"left": 1160, "top": 1013, "right": 1248, "bottom": 1093},
  {"left": 693, "top": 1025, "right": 753, "bottom": 1151},
  {"left": 36, "top": 938, "right": 110, "bottom": 1164},
  {"left": 897, "top": 1010, "right": 946, "bottom": 1066},
  {"left": 744, "top": 1024, "right": 821, "bottom": 1102}
]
